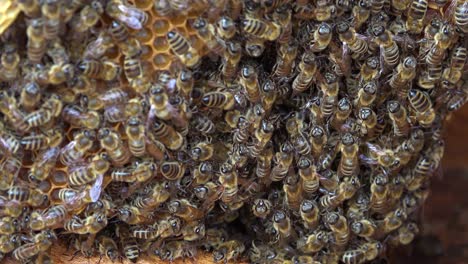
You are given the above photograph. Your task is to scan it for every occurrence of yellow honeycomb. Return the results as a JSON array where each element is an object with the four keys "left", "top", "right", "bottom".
[
  {"left": 126, "top": 0, "right": 209, "bottom": 73},
  {"left": 0, "top": 0, "right": 20, "bottom": 35}
]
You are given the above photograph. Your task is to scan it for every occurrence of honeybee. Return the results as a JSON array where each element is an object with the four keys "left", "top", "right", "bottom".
[
  {"left": 351, "top": 219, "right": 377, "bottom": 239},
  {"left": 115, "top": 226, "right": 140, "bottom": 263},
  {"left": 96, "top": 235, "right": 119, "bottom": 262},
  {"left": 0, "top": 234, "right": 20, "bottom": 254},
  {"left": 453, "top": 0, "right": 468, "bottom": 33},
  {"left": 218, "top": 162, "right": 238, "bottom": 203},
  {"left": 221, "top": 41, "right": 242, "bottom": 80},
  {"left": 62, "top": 105, "right": 101, "bottom": 129},
  {"left": 189, "top": 161, "right": 213, "bottom": 184},
  {"left": 85, "top": 88, "right": 128, "bottom": 111},
  {"left": 330, "top": 98, "right": 351, "bottom": 130},
  {"left": 245, "top": 35, "right": 267, "bottom": 57},
  {"left": 355, "top": 81, "right": 377, "bottom": 109},
  {"left": 158, "top": 240, "right": 197, "bottom": 262},
  {"left": 397, "top": 222, "right": 419, "bottom": 245},
  {"left": 26, "top": 18, "right": 46, "bottom": 63},
  {"left": 442, "top": 46, "right": 467, "bottom": 87},
  {"left": 406, "top": 0, "right": 428, "bottom": 33},
  {"left": 342, "top": 241, "right": 384, "bottom": 264},
  {"left": 357, "top": 107, "right": 377, "bottom": 136},
  {"left": 20, "top": 82, "right": 41, "bottom": 112},
  {"left": 390, "top": 56, "right": 417, "bottom": 99},
  {"left": 0, "top": 217, "right": 16, "bottom": 235},
  {"left": 190, "top": 141, "right": 214, "bottom": 161},
  {"left": 292, "top": 51, "right": 318, "bottom": 95},
  {"left": 336, "top": 21, "right": 369, "bottom": 59},
  {"left": 166, "top": 30, "right": 200, "bottom": 67},
  {"left": 13, "top": 243, "right": 41, "bottom": 261},
  {"left": 167, "top": 199, "right": 204, "bottom": 221},
  {"left": 297, "top": 156, "right": 319, "bottom": 194},
  {"left": 41, "top": 0, "right": 61, "bottom": 40},
  {"left": 59, "top": 129, "right": 95, "bottom": 166},
  {"left": 216, "top": 16, "right": 237, "bottom": 40},
  {"left": 117, "top": 205, "right": 148, "bottom": 225},
  {"left": 18, "top": 0, "right": 40, "bottom": 17},
  {"left": 124, "top": 116, "right": 146, "bottom": 157},
  {"left": 29, "top": 205, "right": 67, "bottom": 231},
  {"left": 381, "top": 208, "right": 407, "bottom": 233},
  {"left": 239, "top": 65, "right": 261, "bottom": 103},
  {"left": 241, "top": 17, "right": 281, "bottom": 41},
  {"left": 69, "top": 153, "right": 110, "bottom": 187},
  {"left": 338, "top": 133, "right": 359, "bottom": 178},
  {"left": 35, "top": 252, "right": 53, "bottom": 264},
  {"left": 325, "top": 212, "right": 349, "bottom": 248},
  {"left": 408, "top": 89, "right": 435, "bottom": 127},
  {"left": 250, "top": 198, "right": 271, "bottom": 219},
  {"left": 0, "top": 44, "right": 20, "bottom": 81},
  {"left": 369, "top": 173, "right": 389, "bottom": 213},
  {"left": 360, "top": 56, "right": 380, "bottom": 82},
  {"left": 270, "top": 141, "right": 294, "bottom": 182},
  {"left": 406, "top": 155, "right": 434, "bottom": 191},
  {"left": 273, "top": 40, "right": 298, "bottom": 78},
  {"left": 128, "top": 224, "right": 159, "bottom": 240},
  {"left": 212, "top": 240, "right": 245, "bottom": 263},
  {"left": 253, "top": 119, "right": 274, "bottom": 152},
  {"left": 98, "top": 127, "right": 131, "bottom": 166},
  {"left": 181, "top": 221, "right": 206, "bottom": 241},
  {"left": 386, "top": 100, "right": 409, "bottom": 137},
  {"left": 299, "top": 199, "right": 320, "bottom": 230},
  {"left": 310, "top": 23, "right": 333, "bottom": 52},
  {"left": 320, "top": 73, "right": 339, "bottom": 118},
  {"left": 371, "top": 25, "right": 400, "bottom": 67},
  {"left": 318, "top": 168, "right": 340, "bottom": 192},
  {"left": 25, "top": 98, "right": 62, "bottom": 129},
  {"left": 79, "top": 59, "right": 120, "bottom": 81},
  {"left": 105, "top": 0, "right": 148, "bottom": 30},
  {"left": 201, "top": 91, "right": 235, "bottom": 110},
  {"left": 298, "top": 230, "right": 330, "bottom": 254},
  {"left": 0, "top": 128, "right": 21, "bottom": 156},
  {"left": 283, "top": 173, "right": 302, "bottom": 211},
  {"left": 70, "top": 1, "right": 103, "bottom": 32},
  {"left": 192, "top": 17, "right": 225, "bottom": 56},
  {"left": 159, "top": 161, "right": 184, "bottom": 181},
  {"left": 151, "top": 119, "right": 185, "bottom": 151}
]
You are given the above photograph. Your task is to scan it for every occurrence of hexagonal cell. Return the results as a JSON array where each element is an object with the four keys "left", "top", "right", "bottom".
[
  {"left": 153, "top": 18, "right": 170, "bottom": 36},
  {"left": 169, "top": 14, "right": 189, "bottom": 27},
  {"left": 51, "top": 169, "right": 68, "bottom": 186},
  {"left": 134, "top": 26, "right": 153, "bottom": 43},
  {"left": 153, "top": 53, "right": 172, "bottom": 70},
  {"left": 153, "top": 36, "right": 170, "bottom": 52},
  {"left": 190, "top": 35, "right": 205, "bottom": 53},
  {"left": 49, "top": 188, "right": 61, "bottom": 204},
  {"left": 132, "top": 0, "right": 153, "bottom": 10},
  {"left": 105, "top": 46, "right": 121, "bottom": 61},
  {"left": 141, "top": 45, "right": 154, "bottom": 60},
  {"left": 38, "top": 180, "right": 52, "bottom": 194}
]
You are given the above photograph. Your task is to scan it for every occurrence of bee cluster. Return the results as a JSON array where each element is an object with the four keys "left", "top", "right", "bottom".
[{"left": 0, "top": 0, "right": 466, "bottom": 263}]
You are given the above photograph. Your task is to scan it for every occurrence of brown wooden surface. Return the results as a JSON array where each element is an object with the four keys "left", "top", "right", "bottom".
[{"left": 5, "top": 105, "right": 468, "bottom": 264}]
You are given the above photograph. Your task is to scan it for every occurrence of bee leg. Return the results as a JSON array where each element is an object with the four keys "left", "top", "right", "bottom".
[{"left": 68, "top": 250, "right": 80, "bottom": 261}]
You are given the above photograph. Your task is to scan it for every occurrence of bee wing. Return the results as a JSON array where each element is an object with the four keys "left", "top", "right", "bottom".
[
  {"left": 83, "top": 35, "right": 107, "bottom": 59},
  {"left": 63, "top": 190, "right": 86, "bottom": 209},
  {"left": 378, "top": 46, "right": 385, "bottom": 76},
  {"left": 444, "top": 0, "right": 459, "bottom": 19},
  {"left": 39, "top": 147, "right": 60, "bottom": 164},
  {"left": 118, "top": 15, "right": 143, "bottom": 30},
  {"left": 115, "top": 4, "right": 143, "bottom": 30},
  {"left": 364, "top": 142, "right": 385, "bottom": 155},
  {"left": 359, "top": 154, "right": 378, "bottom": 165},
  {"left": 89, "top": 173, "right": 104, "bottom": 202}
]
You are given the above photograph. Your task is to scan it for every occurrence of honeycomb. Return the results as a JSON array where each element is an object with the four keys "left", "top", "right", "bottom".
[{"left": 0, "top": 0, "right": 467, "bottom": 263}]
